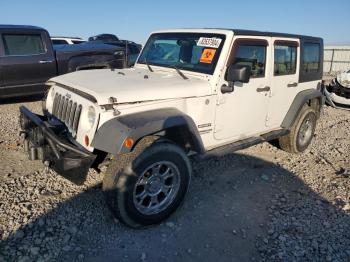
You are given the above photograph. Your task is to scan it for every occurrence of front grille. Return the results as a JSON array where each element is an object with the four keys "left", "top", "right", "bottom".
[{"left": 52, "top": 93, "right": 82, "bottom": 135}]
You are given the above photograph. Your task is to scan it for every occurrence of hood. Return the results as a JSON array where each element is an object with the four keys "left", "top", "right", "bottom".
[{"left": 50, "top": 68, "right": 211, "bottom": 105}]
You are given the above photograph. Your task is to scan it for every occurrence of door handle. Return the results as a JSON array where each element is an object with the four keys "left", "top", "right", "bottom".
[
  {"left": 256, "top": 86, "right": 270, "bottom": 92},
  {"left": 287, "top": 82, "right": 298, "bottom": 87},
  {"left": 39, "top": 60, "right": 53, "bottom": 64}
]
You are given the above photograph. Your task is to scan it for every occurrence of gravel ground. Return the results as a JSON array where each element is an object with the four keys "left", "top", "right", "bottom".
[{"left": 0, "top": 99, "right": 349, "bottom": 262}]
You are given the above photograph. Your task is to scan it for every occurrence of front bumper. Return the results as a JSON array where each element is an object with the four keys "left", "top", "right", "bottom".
[{"left": 19, "top": 106, "right": 96, "bottom": 184}]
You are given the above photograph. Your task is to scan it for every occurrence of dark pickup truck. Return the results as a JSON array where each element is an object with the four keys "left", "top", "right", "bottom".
[{"left": 0, "top": 25, "right": 126, "bottom": 99}]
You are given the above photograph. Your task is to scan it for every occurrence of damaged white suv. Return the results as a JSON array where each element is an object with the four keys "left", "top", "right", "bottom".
[{"left": 20, "top": 29, "right": 324, "bottom": 227}]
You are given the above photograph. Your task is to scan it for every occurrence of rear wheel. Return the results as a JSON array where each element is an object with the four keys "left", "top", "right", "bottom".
[
  {"left": 279, "top": 106, "right": 317, "bottom": 153},
  {"left": 102, "top": 139, "right": 191, "bottom": 228}
]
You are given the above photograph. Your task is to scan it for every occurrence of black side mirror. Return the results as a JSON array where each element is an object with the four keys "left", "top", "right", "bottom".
[{"left": 226, "top": 64, "right": 251, "bottom": 83}]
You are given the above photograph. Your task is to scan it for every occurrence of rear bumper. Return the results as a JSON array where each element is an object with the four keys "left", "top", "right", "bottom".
[{"left": 19, "top": 106, "right": 96, "bottom": 184}]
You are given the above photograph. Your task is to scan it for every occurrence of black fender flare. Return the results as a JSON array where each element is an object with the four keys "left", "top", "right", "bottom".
[
  {"left": 281, "top": 88, "right": 324, "bottom": 129},
  {"left": 91, "top": 108, "right": 205, "bottom": 155}
]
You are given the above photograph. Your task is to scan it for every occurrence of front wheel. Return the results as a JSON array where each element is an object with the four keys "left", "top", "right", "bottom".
[{"left": 102, "top": 141, "right": 191, "bottom": 228}]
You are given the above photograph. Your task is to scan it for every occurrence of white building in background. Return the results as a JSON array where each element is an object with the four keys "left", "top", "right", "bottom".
[{"left": 324, "top": 45, "right": 350, "bottom": 72}]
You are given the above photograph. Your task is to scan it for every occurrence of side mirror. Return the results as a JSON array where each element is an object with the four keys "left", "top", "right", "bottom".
[{"left": 226, "top": 64, "right": 251, "bottom": 83}]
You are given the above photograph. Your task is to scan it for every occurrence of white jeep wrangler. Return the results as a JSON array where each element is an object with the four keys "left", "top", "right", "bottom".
[{"left": 20, "top": 29, "right": 324, "bottom": 228}]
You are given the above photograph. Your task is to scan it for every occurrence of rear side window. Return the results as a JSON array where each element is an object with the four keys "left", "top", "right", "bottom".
[
  {"left": 302, "top": 43, "right": 320, "bottom": 73},
  {"left": 2, "top": 34, "right": 45, "bottom": 56},
  {"left": 274, "top": 44, "right": 297, "bottom": 76},
  {"left": 232, "top": 44, "right": 266, "bottom": 78}
]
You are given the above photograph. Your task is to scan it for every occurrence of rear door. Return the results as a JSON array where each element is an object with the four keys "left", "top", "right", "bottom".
[
  {"left": 0, "top": 29, "right": 57, "bottom": 97},
  {"left": 266, "top": 38, "right": 300, "bottom": 127}
]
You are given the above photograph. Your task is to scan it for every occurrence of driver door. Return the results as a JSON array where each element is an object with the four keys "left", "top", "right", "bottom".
[{"left": 214, "top": 37, "right": 272, "bottom": 141}]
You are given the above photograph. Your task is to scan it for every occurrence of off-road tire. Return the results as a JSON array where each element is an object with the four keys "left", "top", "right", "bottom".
[
  {"left": 279, "top": 105, "right": 317, "bottom": 154},
  {"left": 102, "top": 137, "right": 191, "bottom": 228}
]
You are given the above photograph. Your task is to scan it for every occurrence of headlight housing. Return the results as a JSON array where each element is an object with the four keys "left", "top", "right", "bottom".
[
  {"left": 41, "top": 89, "right": 53, "bottom": 114},
  {"left": 338, "top": 78, "right": 350, "bottom": 88},
  {"left": 87, "top": 106, "right": 96, "bottom": 129},
  {"left": 337, "top": 71, "right": 350, "bottom": 88},
  {"left": 41, "top": 98, "right": 47, "bottom": 113},
  {"left": 50, "top": 88, "right": 55, "bottom": 100}
]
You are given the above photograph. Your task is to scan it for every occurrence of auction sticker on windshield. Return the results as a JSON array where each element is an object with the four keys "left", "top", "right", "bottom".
[
  {"left": 197, "top": 37, "right": 222, "bottom": 48},
  {"left": 200, "top": 48, "right": 216, "bottom": 64}
]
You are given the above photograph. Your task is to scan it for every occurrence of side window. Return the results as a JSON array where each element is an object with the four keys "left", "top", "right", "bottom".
[
  {"left": 302, "top": 43, "right": 320, "bottom": 73},
  {"left": 274, "top": 44, "right": 297, "bottom": 75},
  {"left": 52, "top": 39, "right": 69, "bottom": 45},
  {"left": 2, "top": 34, "right": 45, "bottom": 56},
  {"left": 232, "top": 44, "right": 266, "bottom": 78}
]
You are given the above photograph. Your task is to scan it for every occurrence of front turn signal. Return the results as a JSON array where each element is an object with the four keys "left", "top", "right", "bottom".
[
  {"left": 124, "top": 137, "right": 134, "bottom": 148},
  {"left": 84, "top": 135, "right": 90, "bottom": 146}
]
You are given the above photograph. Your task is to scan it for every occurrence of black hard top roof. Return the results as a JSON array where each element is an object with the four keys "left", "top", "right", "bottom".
[
  {"left": 158, "top": 28, "right": 323, "bottom": 42},
  {"left": 220, "top": 28, "right": 322, "bottom": 41},
  {"left": 0, "top": 24, "right": 45, "bottom": 30}
]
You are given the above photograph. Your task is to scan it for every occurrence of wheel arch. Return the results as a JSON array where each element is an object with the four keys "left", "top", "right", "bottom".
[
  {"left": 91, "top": 108, "right": 205, "bottom": 156},
  {"left": 281, "top": 89, "right": 324, "bottom": 129}
]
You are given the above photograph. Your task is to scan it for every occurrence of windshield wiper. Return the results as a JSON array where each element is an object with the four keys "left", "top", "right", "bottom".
[
  {"left": 172, "top": 66, "right": 188, "bottom": 80},
  {"left": 145, "top": 59, "right": 153, "bottom": 72}
]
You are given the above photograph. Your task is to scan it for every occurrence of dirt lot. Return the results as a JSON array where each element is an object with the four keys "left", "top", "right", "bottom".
[{"left": 0, "top": 100, "right": 349, "bottom": 262}]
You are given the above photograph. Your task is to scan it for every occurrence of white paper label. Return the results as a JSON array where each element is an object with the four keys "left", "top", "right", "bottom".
[{"left": 197, "top": 37, "right": 222, "bottom": 48}]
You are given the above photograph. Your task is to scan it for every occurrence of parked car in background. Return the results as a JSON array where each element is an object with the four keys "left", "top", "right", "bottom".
[
  {"left": 0, "top": 25, "right": 126, "bottom": 99},
  {"left": 88, "top": 34, "right": 119, "bottom": 42},
  {"left": 108, "top": 40, "right": 141, "bottom": 66},
  {"left": 51, "top": 36, "right": 86, "bottom": 45},
  {"left": 88, "top": 34, "right": 141, "bottom": 66}
]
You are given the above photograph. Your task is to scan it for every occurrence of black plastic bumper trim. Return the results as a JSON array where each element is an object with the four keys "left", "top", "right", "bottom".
[
  {"left": 19, "top": 106, "right": 96, "bottom": 185},
  {"left": 20, "top": 106, "right": 91, "bottom": 158}
]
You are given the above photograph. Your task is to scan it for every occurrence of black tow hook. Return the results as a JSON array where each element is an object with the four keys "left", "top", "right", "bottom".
[
  {"left": 19, "top": 131, "right": 29, "bottom": 152},
  {"left": 28, "top": 146, "right": 45, "bottom": 161}
]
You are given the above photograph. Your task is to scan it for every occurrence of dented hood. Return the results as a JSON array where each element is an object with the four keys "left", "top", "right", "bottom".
[{"left": 50, "top": 68, "right": 211, "bottom": 105}]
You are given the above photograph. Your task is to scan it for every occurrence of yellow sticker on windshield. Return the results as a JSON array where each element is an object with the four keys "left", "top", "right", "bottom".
[{"left": 200, "top": 48, "right": 216, "bottom": 64}]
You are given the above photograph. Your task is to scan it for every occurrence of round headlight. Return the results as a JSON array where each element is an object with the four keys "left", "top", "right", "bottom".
[{"left": 87, "top": 106, "right": 96, "bottom": 128}]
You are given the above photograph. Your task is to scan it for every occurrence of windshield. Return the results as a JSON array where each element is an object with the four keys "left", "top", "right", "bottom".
[{"left": 137, "top": 33, "right": 226, "bottom": 74}]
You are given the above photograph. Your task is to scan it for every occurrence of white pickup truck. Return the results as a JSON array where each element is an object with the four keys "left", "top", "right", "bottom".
[{"left": 20, "top": 28, "right": 324, "bottom": 228}]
